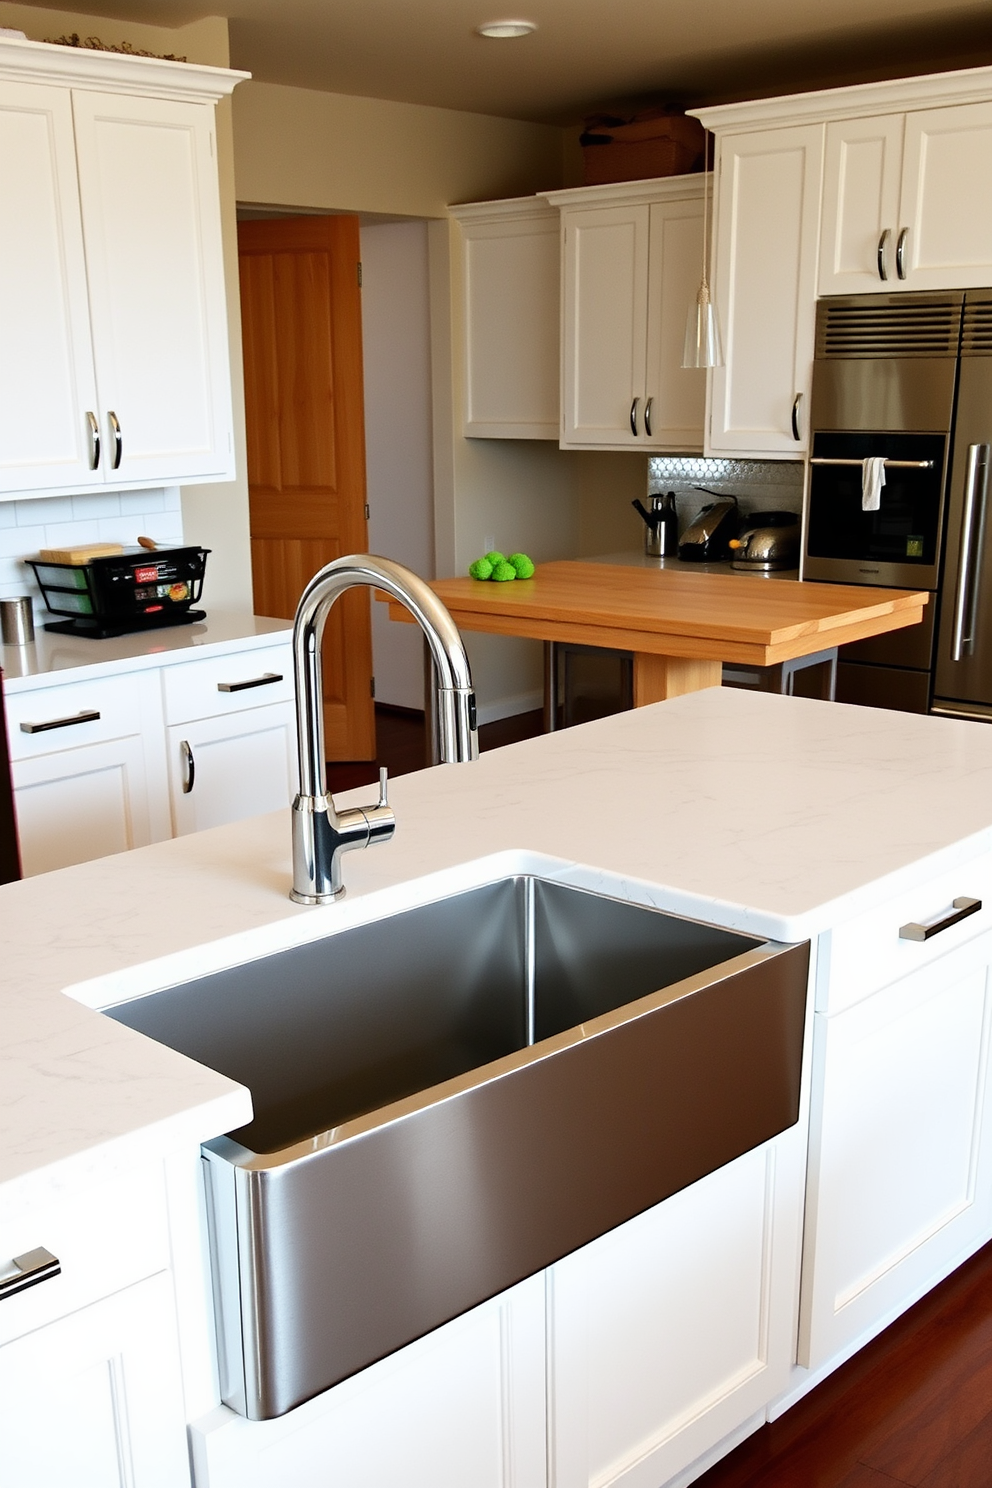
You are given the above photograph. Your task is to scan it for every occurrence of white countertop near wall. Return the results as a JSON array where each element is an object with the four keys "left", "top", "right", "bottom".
[
  {"left": 4, "top": 686, "right": 992, "bottom": 1196},
  {"left": 0, "top": 611, "right": 293, "bottom": 693}
]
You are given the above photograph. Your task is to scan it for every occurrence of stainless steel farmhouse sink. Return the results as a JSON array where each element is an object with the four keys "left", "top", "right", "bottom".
[{"left": 106, "top": 876, "right": 809, "bottom": 1420}]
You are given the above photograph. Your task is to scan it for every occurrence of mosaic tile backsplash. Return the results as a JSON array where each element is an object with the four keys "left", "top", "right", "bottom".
[{"left": 647, "top": 457, "right": 804, "bottom": 533}]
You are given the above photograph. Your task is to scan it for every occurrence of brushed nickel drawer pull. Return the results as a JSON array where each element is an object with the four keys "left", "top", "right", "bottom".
[
  {"left": 108, "top": 410, "right": 123, "bottom": 469},
  {"left": 899, "top": 896, "right": 982, "bottom": 942},
  {"left": 896, "top": 227, "right": 909, "bottom": 280},
  {"left": 810, "top": 457, "right": 935, "bottom": 470},
  {"left": 180, "top": 739, "right": 195, "bottom": 794},
  {"left": 86, "top": 410, "right": 100, "bottom": 469},
  {"left": 0, "top": 1247, "right": 61, "bottom": 1302},
  {"left": 217, "top": 672, "right": 283, "bottom": 693},
  {"left": 20, "top": 709, "right": 101, "bottom": 734},
  {"left": 644, "top": 397, "right": 653, "bottom": 438},
  {"left": 791, "top": 393, "right": 803, "bottom": 442},
  {"left": 877, "top": 228, "right": 891, "bottom": 281},
  {"left": 629, "top": 397, "right": 639, "bottom": 437}
]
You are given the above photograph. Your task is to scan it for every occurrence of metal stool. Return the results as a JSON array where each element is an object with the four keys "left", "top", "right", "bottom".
[{"left": 722, "top": 646, "right": 838, "bottom": 700}]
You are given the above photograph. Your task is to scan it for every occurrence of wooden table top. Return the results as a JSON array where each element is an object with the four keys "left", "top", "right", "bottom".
[{"left": 386, "top": 562, "right": 929, "bottom": 667}]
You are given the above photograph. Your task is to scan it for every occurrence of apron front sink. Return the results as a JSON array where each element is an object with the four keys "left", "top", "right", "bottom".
[{"left": 106, "top": 876, "right": 809, "bottom": 1419}]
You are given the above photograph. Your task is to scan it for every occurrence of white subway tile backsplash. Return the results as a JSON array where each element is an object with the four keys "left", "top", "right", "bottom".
[
  {"left": 0, "top": 503, "right": 17, "bottom": 530},
  {"left": 71, "top": 491, "right": 121, "bottom": 521},
  {"left": 0, "top": 524, "right": 46, "bottom": 557},
  {"left": 163, "top": 487, "right": 181, "bottom": 512},
  {"left": 123, "top": 488, "right": 166, "bottom": 514},
  {"left": 17, "top": 495, "right": 73, "bottom": 526},
  {"left": 43, "top": 520, "right": 102, "bottom": 548}
]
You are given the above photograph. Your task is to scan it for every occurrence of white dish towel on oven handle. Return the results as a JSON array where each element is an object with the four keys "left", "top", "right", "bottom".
[{"left": 862, "top": 456, "right": 886, "bottom": 512}]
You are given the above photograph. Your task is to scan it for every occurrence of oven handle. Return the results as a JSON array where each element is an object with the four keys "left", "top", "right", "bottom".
[
  {"left": 951, "top": 443, "right": 990, "bottom": 662},
  {"left": 809, "top": 457, "right": 935, "bottom": 469}
]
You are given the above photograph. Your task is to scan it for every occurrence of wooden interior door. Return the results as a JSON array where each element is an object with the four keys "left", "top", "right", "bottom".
[{"left": 238, "top": 215, "right": 374, "bottom": 761}]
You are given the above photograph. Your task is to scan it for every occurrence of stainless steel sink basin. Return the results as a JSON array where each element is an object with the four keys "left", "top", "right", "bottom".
[{"left": 106, "top": 875, "right": 808, "bottom": 1420}]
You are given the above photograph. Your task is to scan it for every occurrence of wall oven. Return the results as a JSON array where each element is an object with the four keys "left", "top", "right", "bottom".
[{"left": 802, "top": 291, "right": 965, "bottom": 713}]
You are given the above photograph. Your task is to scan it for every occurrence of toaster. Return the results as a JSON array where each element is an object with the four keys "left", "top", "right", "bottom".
[{"left": 678, "top": 496, "right": 739, "bottom": 561}]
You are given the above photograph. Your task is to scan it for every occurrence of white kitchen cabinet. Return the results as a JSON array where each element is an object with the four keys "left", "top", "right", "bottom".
[
  {"left": 191, "top": 1275, "right": 547, "bottom": 1488},
  {"left": 452, "top": 197, "right": 560, "bottom": 439},
  {"left": 548, "top": 177, "right": 705, "bottom": 452},
  {"left": 4, "top": 629, "right": 294, "bottom": 873},
  {"left": 549, "top": 1133, "right": 806, "bottom": 1488},
  {"left": 0, "top": 37, "right": 241, "bottom": 501},
  {"left": 0, "top": 1164, "right": 188, "bottom": 1487},
  {"left": 798, "top": 861, "right": 992, "bottom": 1376},
  {"left": 706, "top": 123, "right": 824, "bottom": 458},
  {"left": 819, "top": 101, "right": 992, "bottom": 295}
]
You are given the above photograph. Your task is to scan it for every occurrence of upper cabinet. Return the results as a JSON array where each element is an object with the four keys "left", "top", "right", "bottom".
[
  {"left": 0, "top": 37, "right": 244, "bottom": 501},
  {"left": 819, "top": 101, "right": 992, "bottom": 295},
  {"left": 547, "top": 178, "right": 706, "bottom": 452},
  {"left": 452, "top": 197, "right": 560, "bottom": 439},
  {"left": 705, "top": 124, "right": 824, "bottom": 458}
]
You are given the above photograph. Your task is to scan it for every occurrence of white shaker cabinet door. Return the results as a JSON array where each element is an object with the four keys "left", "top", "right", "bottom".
[
  {"left": 549, "top": 1137, "right": 806, "bottom": 1488},
  {"left": 818, "top": 114, "right": 905, "bottom": 295},
  {"left": 561, "top": 202, "right": 650, "bottom": 446},
  {"left": 708, "top": 124, "right": 824, "bottom": 457},
  {"left": 167, "top": 700, "right": 295, "bottom": 836},
  {"left": 0, "top": 81, "right": 101, "bottom": 496},
  {"left": 644, "top": 196, "right": 706, "bottom": 451},
  {"left": 71, "top": 89, "right": 234, "bottom": 487},
  {"left": 12, "top": 732, "right": 154, "bottom": 875},
  {"left": 0, "top": 1272, "right": 190, "bottom": 1488},
  {"left": 800, "top": 927, "right": 992, "bottom": 1373},
  {"left": 898, "top": 101, "right": 992, "bottom": 290}
]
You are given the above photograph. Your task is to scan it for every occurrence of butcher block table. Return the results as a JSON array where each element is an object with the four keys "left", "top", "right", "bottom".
[{"left": 385, "top": 561, "right": 929, "bottom": 708}]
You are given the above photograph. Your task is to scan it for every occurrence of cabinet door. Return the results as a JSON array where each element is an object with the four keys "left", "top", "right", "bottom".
[
  {"left": 12, "top": 732, "right": 153, "bottom": 875},
  {"left": 898, "top": 101, "right": 992, "bottom": 289},
  {"left": 460, "top": 204, "right": 560, "bottom": 438},
  {"left": 818, "top": 114, "right": 905, "bottom": 295},
  {"left": 0, "top": 80, "right": 101, "bottom": 496},
  {"left": 561, "top": 203, "right": 649, "bottom": 447},
  {"left": 0, "top": 1272, "right": 190, "bottom": 1488},
  {"left": 644, "top": 197, "right": 706, "bottom": 451},
  {"left": 167, "top": 700, "right": 295, "bottom": 836},
  {"left": 550, "top": 1137, "right": 805, "bottom": 1488},
  {"left": 71, "top": 89, "right": 233, "bottom": 487},
  {"left": 800, "top": 929, "right": 992, "bottom": 1372},
  {"left": 708, "top": 124, "right": 824, "bottom": 457}
]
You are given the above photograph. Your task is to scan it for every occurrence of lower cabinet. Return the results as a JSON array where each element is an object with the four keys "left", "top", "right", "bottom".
[
  {"left": 800, "top": 920, "right": 992, "bottom": 1373},
  {"left": 0, "top": 1273, "right": 190, "bottom": 1488},
  {"left": 167, "top": 702, "right": 296, "bottom": 836}
]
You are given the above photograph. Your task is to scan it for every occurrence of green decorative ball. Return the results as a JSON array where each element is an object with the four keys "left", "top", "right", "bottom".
[
  {"left": 490, "top": 559, "right": 517, "bottom": 582},
  {"left": 469, "top": 556, "right": 493, "bottom": 580},
  {"left": 509, "top": 552, "right": 535, "bottom": 579},
  {"left": 484, "top": 550, "right": 506, "bottom": 567}
]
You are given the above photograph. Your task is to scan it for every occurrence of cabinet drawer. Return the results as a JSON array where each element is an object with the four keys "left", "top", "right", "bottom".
[
  {"left": 4, "top": 674, "right": 142, "bottom": 761},
  {"left": 162, "top": 643, "right": 293, "bottom": 724},
  {"left": 0, "top": 1163, "right": 170, "bottom": 1347},
  {"left": 822, "top": 853, "right": 992, "bottom": 1014}
]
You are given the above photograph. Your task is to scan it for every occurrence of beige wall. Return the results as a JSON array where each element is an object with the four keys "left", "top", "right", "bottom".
[
  {"left": 233, "top": 80, "right": 568, "bottom": 219},
  {"left": 0, "top": 6, "right": 253, "bottom": 611}
]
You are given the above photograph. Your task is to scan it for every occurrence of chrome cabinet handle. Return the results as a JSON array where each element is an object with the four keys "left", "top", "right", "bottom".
[
  {"left": 900, "top": 896, "right": 982, "bottom": 942},
  {"left": 108, "top": 410, "right": 123, "bottom": 469},
  {"left": 791, "top": 393, "right": 803, "bottom": 442},
  {"left": 629, "top": 398, "right": 639, "bottom": 437},
  {"left": 0, "top": 1247, "right": 60, "bottom": 1301},
  {"left": 643, "top": 397, "right": 653, "bottom": 438},
  {"left": 896, "top": 227, "right": 909, "bottom": 280},
  {"left": 86, "top": 411, "right": 100, "bottom": 470},
  {"left": 20, "top": 709, "right": 100, "bottom": 735},
  {"left": 877, "top": 228, "right": 891, "bottom": 281},
  {"left": 810, "top": 457, "right": 934, "bottom": 470},
  {"left": 217, "top": 672, "right": 283, "bottom": 694},
  {"left": 951, "top": 443, "right": 990, "bottom": 662},
  {"left": 180, "top": 738, "right": 195, "bottom": 794}
]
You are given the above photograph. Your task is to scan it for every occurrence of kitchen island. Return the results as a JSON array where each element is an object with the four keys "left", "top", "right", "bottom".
[{"left": 3, "top": 687, "right": 992, "bottom": 1488}]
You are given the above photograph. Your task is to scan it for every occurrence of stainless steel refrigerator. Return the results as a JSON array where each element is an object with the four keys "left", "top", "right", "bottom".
[{"left": 934, "top": 288, "right": 992, "bottom": 720}]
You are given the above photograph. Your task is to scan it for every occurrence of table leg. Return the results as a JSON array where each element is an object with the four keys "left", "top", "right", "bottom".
[
  {"left": 632, "top": 654, "right": 722, "bottom": 705},
  {"left": 543, "top": 641, "right": 559, "bottom": 733}
]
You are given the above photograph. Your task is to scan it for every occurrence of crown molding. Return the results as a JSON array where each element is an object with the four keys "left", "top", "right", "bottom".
[
  {"left": 0, "top": 35, "right": 248, "bottom": 101},
  {"left": 448, "top": 195, "right": 558, "bottom": 225},
  {"left": 542, "top": 173, "right": 705, "bottom": 210}
]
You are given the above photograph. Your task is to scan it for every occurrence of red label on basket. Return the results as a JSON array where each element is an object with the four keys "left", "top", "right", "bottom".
[{"left": 134, "top": 565, "right": 159, "bottom": 583}]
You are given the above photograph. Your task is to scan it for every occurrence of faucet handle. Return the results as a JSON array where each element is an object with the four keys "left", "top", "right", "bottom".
[{"left": 377, "top": 766, "right": 389, "bottom": 809}]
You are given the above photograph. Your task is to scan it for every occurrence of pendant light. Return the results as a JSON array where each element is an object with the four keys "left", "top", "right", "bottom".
[{"left": 682, "top": 132, "right": 723, "bottom": 369}]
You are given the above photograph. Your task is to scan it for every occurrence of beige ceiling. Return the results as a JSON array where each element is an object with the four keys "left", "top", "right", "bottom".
[{"left": 14, "top": 0, "right": 992, "bottom": 120}]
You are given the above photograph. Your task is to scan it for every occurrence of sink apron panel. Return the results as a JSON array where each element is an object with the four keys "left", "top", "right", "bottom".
[{"left": 204, "top": 939, "right": 809, "bottom": 1419}]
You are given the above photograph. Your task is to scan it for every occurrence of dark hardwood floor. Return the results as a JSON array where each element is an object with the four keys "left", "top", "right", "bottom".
[
  {"left": 326, "top": 703, "right": 543, "bottom": 794},
  {"left": 696, "top": 1239, "right": 992, "bottom": 1488}
]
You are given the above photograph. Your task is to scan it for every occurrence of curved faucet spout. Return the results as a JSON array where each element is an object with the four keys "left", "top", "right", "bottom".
[{"left": 290, "top": 555, "right": 478, "bottom": 904}]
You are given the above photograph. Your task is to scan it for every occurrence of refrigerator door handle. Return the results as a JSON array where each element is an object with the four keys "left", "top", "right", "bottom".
[{"left": 951, "top": 442, "right": 991, "bottom": 662}]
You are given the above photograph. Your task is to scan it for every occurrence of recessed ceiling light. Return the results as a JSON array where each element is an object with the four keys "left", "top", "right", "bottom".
[{"left": 475, "top": 19, "right": 537, "bottom": 39}]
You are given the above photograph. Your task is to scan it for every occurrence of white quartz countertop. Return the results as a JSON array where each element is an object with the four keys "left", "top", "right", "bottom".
[
  {"left": 0, "top": 610, "right": 293, "bottom": 692},
  {"left": 4, "top": 686, "right": 992, "bottom": 1193}
]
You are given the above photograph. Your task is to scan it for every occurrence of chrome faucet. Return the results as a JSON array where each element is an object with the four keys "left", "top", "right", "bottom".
[{"left": 290, "top": 555, "right": 479, "bottom": 904}]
